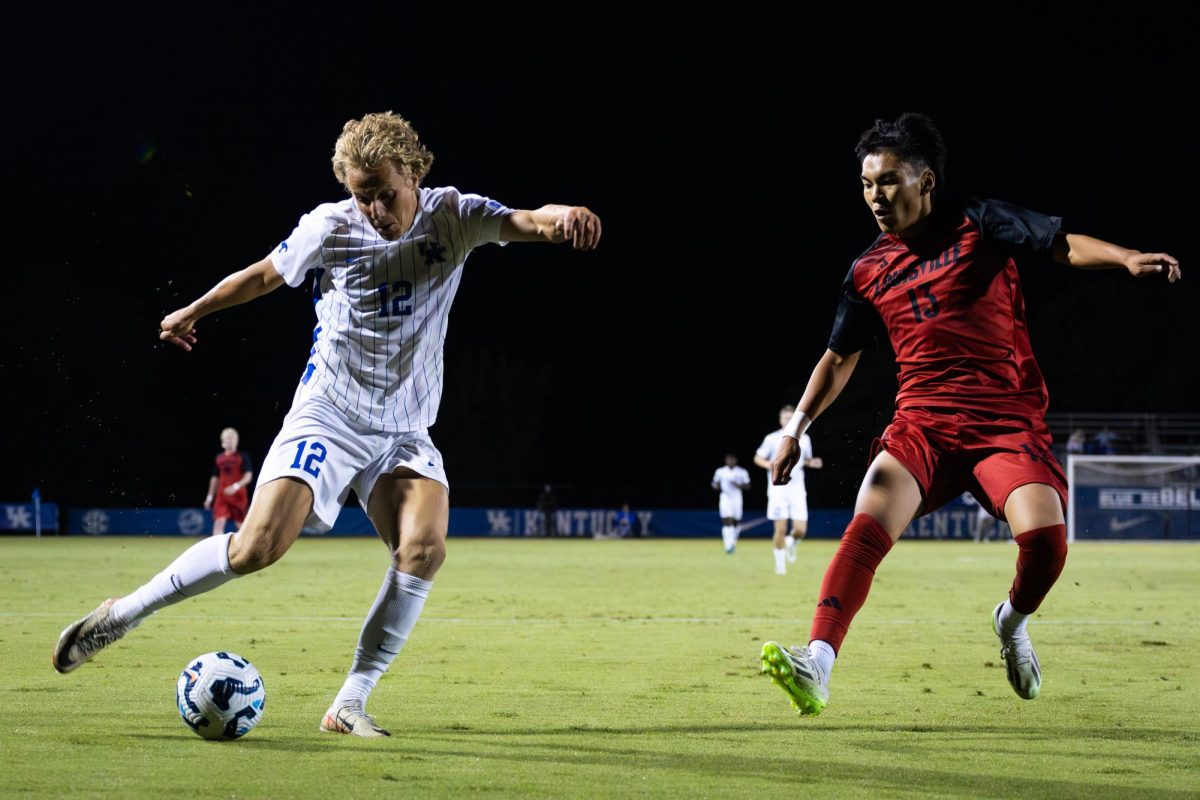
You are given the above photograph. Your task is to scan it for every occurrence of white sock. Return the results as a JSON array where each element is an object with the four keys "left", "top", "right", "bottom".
[
  {"left": 774, "top": 548, "right": 787, "bottom": 573},
  {"left": 332, "top": 568, "right": 433, "bottom": 710},
  {"left": 110, "top": 533, "right": 237, "bottom": 624},
  {"left": 996, "top": 599, "right": 1029, "bottom": 638},
  {"left": 731, "top": 524, "right": 740, "bottom": 545},
  {"left": 785, "top": 534, "right": 796, "bottom": 549},
  {"left": 809, "top": 639, "right": 836, "bottom": 682},
  {"left": 721, "top": 526, "right": 734, "bottom": 549}
]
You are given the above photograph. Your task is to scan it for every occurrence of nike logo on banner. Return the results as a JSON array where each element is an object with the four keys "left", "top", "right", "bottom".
[{"left": 1109, "top": 516, "right": 1151, "bottom": 533}]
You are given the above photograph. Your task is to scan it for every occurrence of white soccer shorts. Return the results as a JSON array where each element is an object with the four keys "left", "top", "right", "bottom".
[
  {"left": 256, "top": 393, "right": 449, "bottom": 531},
  {"left": 719, "top": 494, "right": 743, "bottom": 521},
  {"left": 766, "top": 486, "right": 808, "bottom": 522}
]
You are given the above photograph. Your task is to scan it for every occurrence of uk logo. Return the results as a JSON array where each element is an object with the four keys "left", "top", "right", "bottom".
[
  {"left": 4, "top": 506, "right": 32, "bottom": 529},
  {"left": 418, "top": 242, "right": 447, "bottom": 265}
]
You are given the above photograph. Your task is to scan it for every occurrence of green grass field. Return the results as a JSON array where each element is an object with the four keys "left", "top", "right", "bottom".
[{"left": 2, "top": 536, "right": 1197, "bottom": 799}]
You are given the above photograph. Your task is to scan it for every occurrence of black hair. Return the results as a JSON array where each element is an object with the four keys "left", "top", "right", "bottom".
[{"left": 855, "top": 112, "right": 947, "bottom": 196}]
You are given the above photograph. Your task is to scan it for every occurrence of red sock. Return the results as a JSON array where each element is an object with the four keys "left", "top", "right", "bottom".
[
  {"left": 1009, "top": 524, "right": 1068, "bottom": 614},
  {"left": 809, "top": 513, "right": 894, "bottom": 653}
]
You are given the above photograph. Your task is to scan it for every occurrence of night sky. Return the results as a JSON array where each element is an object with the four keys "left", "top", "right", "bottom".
[{"left": 4, "top": 5, "right": 1196, "bottom": 513}]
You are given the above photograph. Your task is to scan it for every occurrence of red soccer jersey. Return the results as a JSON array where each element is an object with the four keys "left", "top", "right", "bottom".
[
  {"left": 828, "top": 197, "right": 1062, "bottom": 419},
  {"left": 214, "top": 450, "right": 253, "bottom": 495}
]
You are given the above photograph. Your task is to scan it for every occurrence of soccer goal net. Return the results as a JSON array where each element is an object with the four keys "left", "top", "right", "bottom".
[{"left": 1067, "top": 455, "right": 1200, "bottom": 542}]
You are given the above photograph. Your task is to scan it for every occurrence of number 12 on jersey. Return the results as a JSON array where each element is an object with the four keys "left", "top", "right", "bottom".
[
  {"left": 290, "top": 440, "right": 328, "bottom": 477},
  {"left": 376, "top": 281, "right": 413, "bottom": 317}
]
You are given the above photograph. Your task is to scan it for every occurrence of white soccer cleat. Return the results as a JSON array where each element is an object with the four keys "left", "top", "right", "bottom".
[
  {"left": 320, "top": 703, "right": 391, "bottom": 737},
  {"left": 993, "top": 602, "right": 1041, "bottom": 700},
  {"left": 53, "top": 598, "right": 142, "bottom": 674}
]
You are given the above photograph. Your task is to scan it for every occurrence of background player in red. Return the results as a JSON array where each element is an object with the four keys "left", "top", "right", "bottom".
[
  {"left": 204, "top": 427, "right": 254, "bottom": 536},
  {"left": 760, "top": 112, "right": 1181, "bottom": 715}
]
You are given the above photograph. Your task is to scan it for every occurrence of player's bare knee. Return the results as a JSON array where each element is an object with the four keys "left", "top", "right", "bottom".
[
  {"left": 394, "top": 536, "right": 446, "bottom": 574},
  {"left": 228, "top": 525, "right": 290, "bottom": 573}
]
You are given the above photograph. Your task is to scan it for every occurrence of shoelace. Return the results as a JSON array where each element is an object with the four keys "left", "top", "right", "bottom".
[
  {"left": 338, "top": 706, "right": 384, "bottom": 731},
  {"left": 1000, "top": 636, "right": 1032, "bottom": 666},
  {"left": 785, "top": 647, "right": 824, "bottom": 684},
  {"left": 77, "top": 616, "right": 132, "bottom": 657}
]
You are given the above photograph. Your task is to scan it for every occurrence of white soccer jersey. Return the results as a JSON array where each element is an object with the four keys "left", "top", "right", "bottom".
[
  {"left": 712, "top": 465, "right": 751, "bottom": 498},
  {"left": 756, "top": 430, "right": 813, "bottom": 494},
  {"left": 270, "top": 186, "right": 511, "bottom": 432}
]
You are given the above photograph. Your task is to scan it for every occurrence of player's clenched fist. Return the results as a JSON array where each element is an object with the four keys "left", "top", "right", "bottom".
[
  {"left": 553, "top": 207, "right": 602, "bottom": 250},
  {"left": 160, "top": 307, "right": 198, "bottom": 351}
]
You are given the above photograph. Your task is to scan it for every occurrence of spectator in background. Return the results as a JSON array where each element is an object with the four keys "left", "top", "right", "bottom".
[
  {"left": 1094, "top": 426, "right": 1118, "bottom": 455},
  {"left": 537, "top": 484, "right": 559, "bottom": 537},
  {"left": 614, "top": 503, "right": 635, "bottom": 538},
  {"left": 1066, "top": 429, "right": 1088, "bottom": 455}
]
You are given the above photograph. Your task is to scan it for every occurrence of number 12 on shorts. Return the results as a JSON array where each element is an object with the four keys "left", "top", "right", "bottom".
[{"left": 289, "top": 440, "right": 328, "bottom": 477}]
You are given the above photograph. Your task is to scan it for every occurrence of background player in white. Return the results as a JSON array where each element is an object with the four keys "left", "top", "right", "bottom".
[
  {"left": 52, "top": 111, "right": 602, "bottom": 738},
  {"left": 712, "top": 453, "right": 751, "bottom": 553},
  {"left": 755, "top": 405, "right": 823, "bottom": 574},
  {"left": 960, "top": 492, "right": 1009, "bottom": 542}
]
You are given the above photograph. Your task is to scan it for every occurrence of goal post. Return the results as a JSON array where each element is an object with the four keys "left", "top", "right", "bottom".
[{"left": 1066, "top": 455, "right": 1200, "bottom": 543}]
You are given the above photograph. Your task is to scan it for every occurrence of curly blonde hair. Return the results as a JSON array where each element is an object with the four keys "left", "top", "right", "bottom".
[{"left": 331, "top": 111, "right": 435, "bottom": 189}]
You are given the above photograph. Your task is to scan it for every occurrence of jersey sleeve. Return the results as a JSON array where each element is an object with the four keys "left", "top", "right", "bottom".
[
  {"left": 437, "top": 187, "right": 513, "bottom": 250},
  {"left": 240, "top": 451, "right": 254, "bottom": 474},
  {"left": 755, "top": 435, "right": 774, "bottom": 461},
  {"left": 827, "top": 261, "right": 880, "bottom": 356},
  {"left": 712, "top": 468, "right": 721, "bottom": 486},
  {"left": 965, "top": 197, "right": 1062, "bottom": 256},
  {"left": 212, "top": 457, "right": 219, "bottom": 478},
  {"left": 269, "top": 206, "right": 337, "bottom": 288}
]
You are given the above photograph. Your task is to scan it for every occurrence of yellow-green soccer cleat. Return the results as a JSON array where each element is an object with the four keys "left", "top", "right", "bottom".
[{"left": 760, "top": 641, "right": 828, "bottom": 716}]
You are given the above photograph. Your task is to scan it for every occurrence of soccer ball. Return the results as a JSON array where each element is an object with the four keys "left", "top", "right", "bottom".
[{"left": 176, "top": 651, "right": 266, "bottom": 740}]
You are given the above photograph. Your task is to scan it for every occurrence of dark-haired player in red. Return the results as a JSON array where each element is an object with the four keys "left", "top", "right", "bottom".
[
  {"left": 204, "top": 427, "right": 254, "bottom": 536},
  {"left": 760, "top": 112, "right": 1180, "bottom": 715}
]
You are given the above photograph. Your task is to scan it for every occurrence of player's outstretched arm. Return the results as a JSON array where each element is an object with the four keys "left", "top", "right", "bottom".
[
  {"left": 500, "top": 206, "right": 602, "bottom": 250},
  {"left": 1052, "top": 233, "right": 1180, "bottom": 282},
  {"left": 159, "top": 257, "right": 286, "bottom": 351},
  {"left": 771, "top": 349, "right": 860, "bottom": 485}
]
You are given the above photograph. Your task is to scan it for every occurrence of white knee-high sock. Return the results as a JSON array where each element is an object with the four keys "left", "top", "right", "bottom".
[
  {"left": 110, "top": 533, "right": 237, "bottom": 624},
  {"left": 332, "top": 568, "right": 432, "bottom": 710},
  {"left": 996, "top": 599, "right": 1030, "bottom": 637},
  {"left": 731, "top": 524, "right": 741, "bottom": 545},
  {"left": 809, "top": 639, "right": 837, "bottom": 681},
  {"left": 774, "top": 548, "right": 787, "bottom": 573},
  {"left": 721, "top": 526, "right": 733, "bottom": 549}
]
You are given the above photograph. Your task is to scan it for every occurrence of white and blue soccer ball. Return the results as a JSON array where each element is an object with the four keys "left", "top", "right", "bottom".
[{"left": 176, "top": 651, "right": 266, "bottom": 740}]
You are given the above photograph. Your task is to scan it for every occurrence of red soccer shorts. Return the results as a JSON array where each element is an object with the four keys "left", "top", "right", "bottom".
[
  {"left": 213, "top": 492, "right": 248, "bottom": 524},
  {"left": 871, "top": 407, "right": 1067, "bottom": 520}
]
